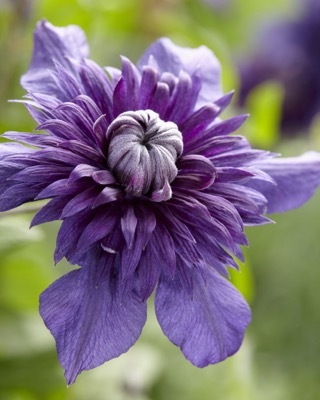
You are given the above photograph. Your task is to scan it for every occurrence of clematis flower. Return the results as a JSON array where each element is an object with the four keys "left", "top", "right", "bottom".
[
  {"left": 1, "top": 21, "right": 320, "bottom": 384},
  {"left": 237, "top": 0, "right": 320, "bottom": 135}
]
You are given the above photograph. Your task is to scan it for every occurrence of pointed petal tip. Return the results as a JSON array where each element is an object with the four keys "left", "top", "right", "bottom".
[{"left": 65, "top": 369, "right": 80, "bottom": 386}]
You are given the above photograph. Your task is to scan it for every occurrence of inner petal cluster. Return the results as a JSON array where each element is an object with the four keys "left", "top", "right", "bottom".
[{"left": 106, "top": 110, "right": 183, "bottom": 201}]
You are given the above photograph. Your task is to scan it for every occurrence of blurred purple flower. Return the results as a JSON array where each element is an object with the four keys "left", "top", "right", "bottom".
[
  {"left": 238, "top": 0, "right": 320, "bottom": 135},
  {"left": 1, "top": 21, "right": 320, "bottom": 383}
]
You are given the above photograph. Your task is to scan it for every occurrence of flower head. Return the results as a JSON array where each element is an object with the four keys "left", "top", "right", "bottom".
[
  {"left": 237, "top": 0, "right": 320, "bottom": 135},
  {"left": 1, "top": 21, "right": 320, "bottom": 384}
]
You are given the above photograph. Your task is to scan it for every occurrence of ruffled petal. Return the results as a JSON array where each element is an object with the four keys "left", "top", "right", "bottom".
[
  {"left": 21, "top": 20, "right": 89, "bottom": 98},
  {"left": 155, "top": 265, "right": 251, "bottom": 366},
  {"left": 137, "top": 38, "right": 222, "bottom": 108},
  {"left": 40, "top": 261, "right": 147, "bottom": 385},
  {"left": 250, "top": 152, "right": 320, "bottom": 213}
]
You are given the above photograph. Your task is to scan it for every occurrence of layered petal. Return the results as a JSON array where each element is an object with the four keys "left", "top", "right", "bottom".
[
  {"left": 21, "top": 20, "right": 89, "bottom": 98},
  {"left": 40, "top": 259, "right": 147, "bottom": 385},
  {"left": 137, "top": 38, "right": 222, "bottom": 107},
  {"left": 249, "top": 152, "right": 320, "bottom": 213},
  {"left": 155, "top": 265, "right": 251, "bottom": 366}
]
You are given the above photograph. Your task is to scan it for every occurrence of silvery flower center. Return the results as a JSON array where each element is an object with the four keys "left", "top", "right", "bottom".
[{"left": 106, "top": 110, "right": 183, "bottom": 202}]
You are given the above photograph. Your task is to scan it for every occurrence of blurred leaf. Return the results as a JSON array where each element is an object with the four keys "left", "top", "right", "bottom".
[
  {"left": 72, "top": 343, "right": 163, "bottom": 400},
  {"left": 0, "top": 215, "right": 43, "bottom": 253},
  {"left": 244, "top": 81, "right": 283, "bottom": 148},
  {"left": 229, "top": 253, "right": 254, "bottom": 303}
]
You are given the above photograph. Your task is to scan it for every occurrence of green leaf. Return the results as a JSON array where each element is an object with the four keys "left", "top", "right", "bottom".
[{"left": 244, "top": 81, "right": 283, "bottom": 148}]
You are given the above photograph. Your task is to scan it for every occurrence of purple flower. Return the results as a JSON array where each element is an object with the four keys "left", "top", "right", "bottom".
[
  {"left": 237, "top": 0, "right": 320, "bottom": 135},
  {"left": 1, "top": 21, "right": 320, "bottom": 384}
]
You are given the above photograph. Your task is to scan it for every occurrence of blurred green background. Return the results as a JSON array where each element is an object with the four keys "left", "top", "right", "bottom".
[{"left": 1, "top": 0, "right": 320, "bottom": 399}]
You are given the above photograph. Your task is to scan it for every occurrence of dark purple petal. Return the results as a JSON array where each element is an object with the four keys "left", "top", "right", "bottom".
[
  {"left": 181, "top": 104, "right": 220, "bottom": 147},
  {"left": 54, "top": 211, "right": 93, "bottom": 264},
  {"left": 78, "top": 59, "right": 114, "bottom": 123},
  {"left": 193, "top": 191, "right": 247, "bottom": 246},
  {"left": 53, "top": 102, "right": 98, "bottom": 147},
  {"left": 52, "top": 62, "right": 83, "bottom": 100},
  {"left": 33, "top": 147, "right": 95, "bottom": 167},
  {"left": 137, "top": 244, "right": 161, "bottom": 301},
  {"left": 211, "top": 183, "right": 268, "bottom": 216},
  {"left": 249, "top": 152, "right": 320, "bottom": 213},
  {"left": 214, "top": 91, "right": 235, "bottom": 110},
  {"left": 101, "top": 224, "right": 125, "bottom": 255},
  {"left": 173, "top": 154, "right": 216, "bottom": 190},
  {"left": 92, "top": 187, "right": 124, "bottom": 208},
  {"left": 120, "top": 57, "right": 140, "bottom": 111},
  {"left": 138, "top": 66, "right": 158, "bottom": 109},
  {"left": 40, "top": 263, "right": 147, "bottom": 384},
  {"left": 0, "top": 182, "right": 45, "bottom": 211},
  {"left": 148, "top": 82, "right": 170, "bottom": 118},
  {"left": 121, "top": 205, "right": 138, "bottom": 248},
  {"left": 31, "top": 196, "right": 72, "bottom": 227},
  {"left": 21, "top": 20, "right": 89, "bottom": 98},
  {"left": 92, "top": 170, "right": 116, "bottom": 185},
  {"left": 57, "top": 141, "right": 106, "bottom": 166},
  {"left": 8, "top": 164, "right": 71, "bottom": 183},
  {"left": 76, "top": 206, "right": 119, "bottom": 256},
  {"left": 36, "top": 179, "right": 88, "bottom": 200},
  {"left": 61, "top": 186, "right": 100, "bottom": 218},
  {"left": 113, "top": 78, "right": 128, "bottom": 116},
  {"left": 137, "top": 38, "right": 222, "bottom": 107},
  {"left": 165, "top": 71, "right": 195, "bottom": 124},
  {"left": 120, "top": 206, "right": 157, "bottom": 281},
  {"left": 68, "top": 164, "right": 99, "bottom": 184},
  {"left": 214, "top": 167, "right": 254, "bottom": 183},
  {"left": 155, "top": 265, "right": 251, "bottom": 367},
  {"left": 150, "top": 224, "right": 176, "bottom": 277},
  {"left": 3, "top": 131, "right": 61, "bottom": 147}
]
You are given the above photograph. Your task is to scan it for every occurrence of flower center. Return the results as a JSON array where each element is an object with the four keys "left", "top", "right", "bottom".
[{"left": 106, "top": 110, "right": 183, "bottom": 202}]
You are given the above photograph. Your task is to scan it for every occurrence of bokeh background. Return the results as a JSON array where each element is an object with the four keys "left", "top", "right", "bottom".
[{"left": 1, "top": 0, "right": 320, "bottom": 399}]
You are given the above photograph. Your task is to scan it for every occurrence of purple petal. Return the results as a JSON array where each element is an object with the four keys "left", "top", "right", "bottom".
[
  {"left": 181, "top": 104, "right": 220, "bottom": 147},
  {"left": 250, "top": 152, "right": 320, "bottom": 213},
  {"left": 68, "top": 164, "right": 99, "bottom": 184},
  {"left": 92, "top": 187, "right": 124, "bottom": 208},
  {"left": 155, "top": 265, "right": 251, "bottom": 366},
  {"left": 77, "top": 60, "right": 114, "bottom": 123},
  {"left": 21, "top": 20, "right": 89, "bottom": 98},
  {"left": 120, "top": 206, "right": 157, "bottom": 281},
  {"left": 40, "top": 263, "right": 147, "bottom": 384},
  {"left": 173, "top": 154, "right": 216, "bottom": 190},
  {"left": 148, "top": 82, "right": 170, "bottom": 118},
  {"left": 150, "top": 224, "right": 176, "bottom": 277},
  {"left": 138, "top": 65, "right": 158, "bottom": 109},
  {"left": 31, "top": 196, "right": 72, "bottom": 227},
  {"left": 3, "top": 131, "right": 61, "bottom": 147},
  {"left": 0, "top": 182, "right": 45, "bottom": 211},
  {"left": 61, "top": 186, "right": 99, "bottom": 218},
  {"left": 121, "top": 205, "right": 138, "bottom": 248},
  {"left": 137, "top": 38, "right": 222, "bottom": 108},
  {"left": 137, "top": 243, "right": 161, "bottom": 301},
  {"left": 54, "top": 211, "right": 93, "bottom": 264},
  {"left": 92, "top": 170, "right": 116, "bottom": 185},
  {"left": 164, "top": 71, "right": 195, "bottom": 124},
  {"left": 76, "top": 207, "right": 119, "bottom": 256}
]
